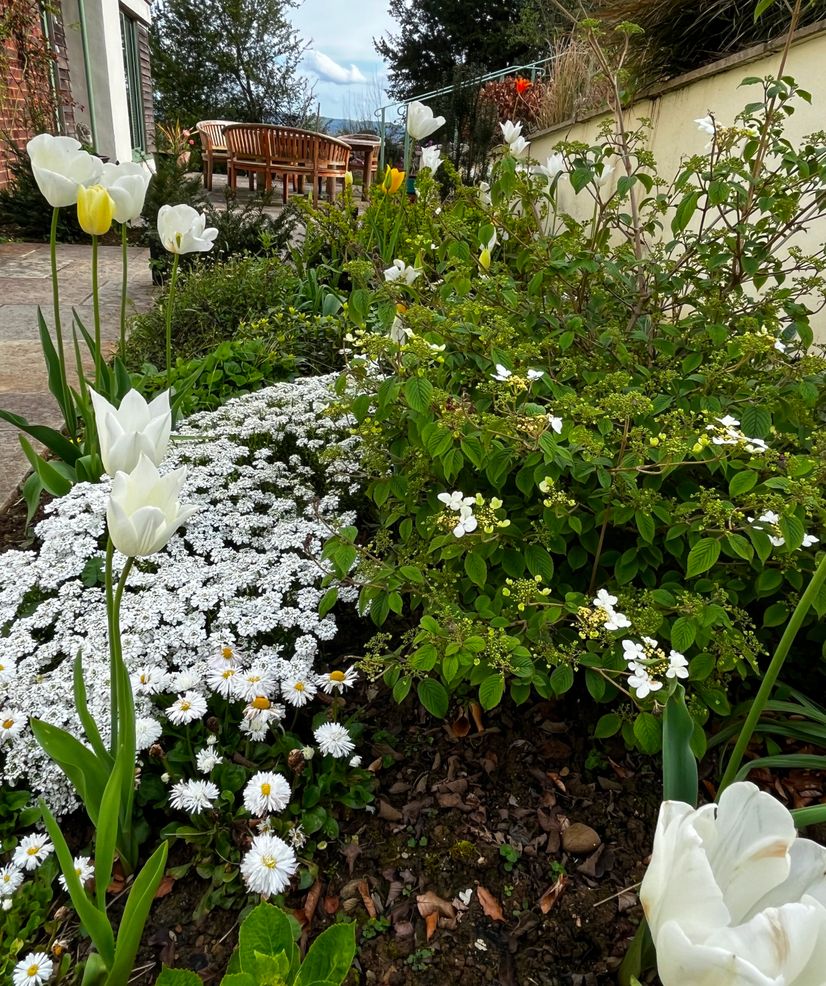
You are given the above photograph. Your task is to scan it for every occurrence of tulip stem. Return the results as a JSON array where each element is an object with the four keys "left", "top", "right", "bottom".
[
  {"left": 719, "top": 550, "right": 826, "bottom": 795},
  {"left": 50, "top": 207, "right": 73, "bottom": 438},
  {"left": 91, "top": 234, "right": 102, "bottom": 388},
  {"left": 105, "top": 539, "right": 134, "bottom": 754},
  {"left": 165, "top": 253, "right": 180, "bottom": 389},
  {"left": 119, "top": 222, "right": 128, "bottom": 357}
]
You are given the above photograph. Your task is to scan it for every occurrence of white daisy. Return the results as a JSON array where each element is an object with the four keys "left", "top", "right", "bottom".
[
  {"left": 243, "top": 699, "right": 285, "bottom": 724},
  {"left": 13, "top": 834, "right": 53, "bottom": 871},
  {"left": 135, "top": 717, "right": 163, "bottom": 750},
  {"left": 172, "top": 669, "right": 203, "bottom": 693},
  {"left": 130, "top": 666, "right": 170, "bottom": 695},
  {"left": 349, "top": 755, "right": 362, "bottom": 768},
  {"left": 240, "top": 833, "right": 298, "bottom": 898},
  {"left": 195, "top": 748, "right": 223, "bottom": 773},
  {"left": 58, "top": 855, "right": 94, "bottom": 891},
  {"left": 12, "top": 952, "right": 53, "bottom": 986},
  {"left": 213, "top": 644, "right": 240, "bottom": 668},
  {"left": 314, "top": 722, "right": 355, "bottom": 758},
  {"left": 0, "top": 710, "right": 26, "bottom": 744},
  {"left": 207, "top": 665, "right": 241, "bottom": 699},
  {"left": 282, "top": 676, "right": 317, "bottom": 708},
  {"left": 0, "top": 863, "right": 24, "bottom": 897},
  {"left": 317, "top": 667, "right": 359, "bottom": 694},
  {"left": 169, "top": 779, "right": 219, "bottom": 814},
  {"left": 235, "top": 667, "right": 277, "bottom": 702},
  {"left": 0, "top": 655, "right": 17, "bottom": 684},
  {"left": 167, "top": 691, "right": 208, "bottom": 726},
  {"left": 243, "top": 771, "right": 291, "bottom": 815},
  {"left": 240, "top": 716, "right": 270, "bottom": 740}
]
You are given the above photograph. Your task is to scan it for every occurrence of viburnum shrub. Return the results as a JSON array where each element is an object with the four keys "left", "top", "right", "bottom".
[{"left": 319, "top": 77, "right": 826, "bottom": 754}]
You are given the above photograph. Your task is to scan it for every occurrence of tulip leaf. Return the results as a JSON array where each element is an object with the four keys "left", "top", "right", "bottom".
[
  {"left": 36, "top": 307, "right": 76, "bottom": 428},
  {"left": 73, "top": 652, "right": 111, "bottom": 764},
  {"left": 107, "top": 841, "right": 169, "bottom": 982},
  {"left": 0, "top": 408, "right": 80, "bottom": 465},
  {"left": 29, "top": 718, "right": 109, "bottom": 826},
  {"left": 18, "top": 436, "right": 73, "bottom": 497},
  {"left": 663, "top": 685, "right": 698, "bottom": 805}
]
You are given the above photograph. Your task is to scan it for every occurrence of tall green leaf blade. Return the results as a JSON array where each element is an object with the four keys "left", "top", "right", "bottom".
[
  {"left": 29, "top": 719, "right": 108, "bottom": 825},
  {"left": 95, "top": 757, "right": 123, "bottom": 910},
  {"left": 154, "top": 971, "right": 204, "bottom": 986},
  {"left": 18, "top": 436, "right": 73, "bottom": 497},
  {"left": 37, "top": 307, "right": 75, "bottom": 427},
  {"left": 0, "top": 408, "right": 80, "bottom": 464},
  {"left": 663, "top": 685, "right": 698, "bottom": 805},
  {"left": 73, "top": 653, "right": 110, "bottom": 763},
  {"left": 107, "top": 841, "right": 169, "bottom": 982}
]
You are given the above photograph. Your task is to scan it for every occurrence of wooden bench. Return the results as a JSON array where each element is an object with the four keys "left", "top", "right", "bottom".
[
  {"left": 195, "top": 120, "right": 235, "bottom": 191},
  {"left": 224, "top": 124, "right": 351, "bottom": 205}
]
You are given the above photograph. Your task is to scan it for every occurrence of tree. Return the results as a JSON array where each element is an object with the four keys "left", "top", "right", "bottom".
[
  {"left": 374, "top": 0, "right": 541, "bottom": 100},
  {"left": 150, "top": 0, "right": 315, "bottom": 124}
]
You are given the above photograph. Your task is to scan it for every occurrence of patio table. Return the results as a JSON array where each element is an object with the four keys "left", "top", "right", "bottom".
[{"left": 340, "top": 135, "right": 381, "bottom": 194}]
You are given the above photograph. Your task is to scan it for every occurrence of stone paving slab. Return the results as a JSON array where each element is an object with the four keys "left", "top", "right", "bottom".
[{"left": 0, "top": 242, "right": 155, "bottom": 509}]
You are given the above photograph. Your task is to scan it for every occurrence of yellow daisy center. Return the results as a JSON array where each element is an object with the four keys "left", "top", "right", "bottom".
[
  {"left": 330, "top": 671, "right": 346, "bottom": 682},
  {"left": 294, "top": 681, "right": 305, "bottom": 692},
  {"left": 262, "top": 854, "right": 277, "bottom": 869},
  {"left": 251, "top": 696, "right": 270, "bottom": 710},
  {"left": 222, "top": 646, "right": 233, "bottom": 659},
  {"left": 221, "top": 669, "right": 235, "bottom": 680},
  {"left": 28, "top": 964, "right": 40, "bottom": 976},
  {"left": 26, "top": 846, "right": 39, "bottom": 856},
  {"left": 2, "top": 718, "right": 13, "bottom": 729},
  {"left": 261, "top": 783, "right": 271, "bottom": 795},
  {"left": 180, "top": 700, "right": 191, "bottom": 712}
]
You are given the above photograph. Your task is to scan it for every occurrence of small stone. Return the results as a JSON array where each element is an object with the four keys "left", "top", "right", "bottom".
[{"left": 562, "top": 822, "right": 601, "bottom": 855}]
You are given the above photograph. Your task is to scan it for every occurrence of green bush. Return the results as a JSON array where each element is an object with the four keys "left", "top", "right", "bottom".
[{"left": 319, "top": 76, "right": 826, "bottom": 755}]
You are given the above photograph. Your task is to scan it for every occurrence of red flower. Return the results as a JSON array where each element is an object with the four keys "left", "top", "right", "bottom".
[{"left": 515, "top": 77, "right": 532, "bottom": 94}]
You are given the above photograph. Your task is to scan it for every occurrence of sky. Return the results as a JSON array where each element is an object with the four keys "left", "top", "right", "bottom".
[{"left": 291, "top": 0, "right": 395, "bottom": 121}]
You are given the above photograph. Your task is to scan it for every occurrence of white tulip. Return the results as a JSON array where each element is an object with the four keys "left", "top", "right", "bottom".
[
  {"left": 500, "top": 120, "right": 523, "bottom": 145},
  {"left": 419, "top": 146, "right": 443, "bottom": 174},
  {"left": 384, "top": 259, "right": 421, "bottom": 285},
  {"left": 406, "top": 101, "right": 446, "bottom": 141},
  {"left": 478, "top": 181, "right": 491, "bottom": 207},
  {"left": 508, "top": 136, "right": 531, "bottom": 160},
  {"left": 90, "top": 387, "right": 172, "bottom": 477},
  {"left": 26, "top": 133, "right": 103, "bottom": 208},
  {"left": 695, "top": 115, "right": 716, "bottom": 136},
  {"left": 389, "top": 316, "right": 412, "bottom": 345},
  {"left": 595, "top": 162, "right": 615, "bottom": 188},
  {"left": 157, "top": 204, "right": 218, "bottom": 255},
  {"left": 107, "top": 455, "right": 198, "bottom": 557},
  {"left": 641, "top": 782, "right": 826, "bottom": 986},
  {"left": 101, "top": 161, "right": 151, "bottom": 224},
  {"left": 535, "top": 153, "right": 566, "bottom": 181}
]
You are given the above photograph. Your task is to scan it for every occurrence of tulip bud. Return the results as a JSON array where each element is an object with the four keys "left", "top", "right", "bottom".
[
  {"left": 479, "top": 247, "right": 491, "bottom": 271},
  {"left": 77, "top": 184, "right": 115, "bottom": 235},
  {"left": 344, "top": 170, "right": 353, "bottom": 188}
]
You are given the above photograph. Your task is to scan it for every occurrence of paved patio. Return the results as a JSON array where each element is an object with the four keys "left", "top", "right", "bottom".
[{"left": 0, "top": 242, "right": 155, "bottom": 508}]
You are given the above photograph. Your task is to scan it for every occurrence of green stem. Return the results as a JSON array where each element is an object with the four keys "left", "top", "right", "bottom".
[
  {"left": 719, "top": 550, "right": 826, "bottom": 794},
  {"left": 92, "top": 234, "right": 102, "bottom": 388},
  {"left": 165, "top": 253, "right": 180, "bottom": 389},
  {"left": 50, "top": 206, "right": 73, "bottom": 438},
  {"left": 105, "top": 541, "right": 134, "bottom": 753},
  {"left": 119, "top": 222, "right": 128, "bottom": 356}
]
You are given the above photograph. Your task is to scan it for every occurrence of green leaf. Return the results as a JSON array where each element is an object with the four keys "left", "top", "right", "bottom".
[
  {"left": 108, "top": 842, "right": 169, "bottom": 982},
  {"left": 399, "top": 565, "right": 424, "bottom": 584},
  {"left": 671, "top": 189, "right": 702, "bottom": 234},
  {"left": 725, "top": 533, "right": 754, "bottom": 561},
  {"left": 670, "top": 617, "right": 696, "bottom": 652},
  {"left": 19, "top": 435, "right": 73, "bottom": 496},
  {"left": 524, "top": 544, "right": 554, "bottom": 583},
  {"left": 633, "top": 712, "right": 662, "bottom": 754},
  {"left": 662, "top": 686, "right": 698, "bottom": 805},
  {"left": 73, "top": 653, "right": 110, "bottom": 763},
  {"left": 219, "top": 977, "right": 256, "bottom": 986},
  {"left": 295, "top": 922, "right": 356, "bottom": 986},
  {"left": 754, "top": 0, "right": 776, "bottom": 20},
  {"left": 464, "top": 552, "right": 487, "bottom": 588},
  {"left": 478, "top": 673, "right": 505, "bottom": 711},
  {"left": 403, "top": 376, "right": 433, "bottom": 413},
  {"left": 417, "top": 678, "right": 449, "bottom": 718},
  {"left": 155, "top": 970, "right": 203, "bottom": 986},
  {"left": 238, "top": 903, "right": 295, "bottom": 974},
  {"left": 686, "top": 538, "right": 721, "bottom": 578},
  {"left": 728, "top": 470, "right": 757, "bottom": 498},
  {"left": 29, "top": 719, "right": 109, "bottom": 826},
  {"left": 550, "top": 664, "right": 574, "bottom": 695},
  {"left": 392, "top": 676, "right": 412, "bottom": 703},
  {"left": 95, "top": 757, "right": 124, "bottom": 909},
  {"left": 635, "top": 511, "right": 655, "bottom": 543},
  {"left": 0, "top": 408, "right": 80, "bottom": 465},
  {"left": 739, "top": 405, "right": 771, "bottom": 439},
  {"left": 594, "top": 713, "right": 621, "bottom": 738},
  {"left": 318, "top": 588, "right": 338, "bottom": 618}
]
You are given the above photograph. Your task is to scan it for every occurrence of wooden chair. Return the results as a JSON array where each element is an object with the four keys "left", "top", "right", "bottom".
[
  {"left": 269, "top": 128, "right": 351, "bottom": 206},
  {"left": 195, "top": 120, "right": 234, "bottom": 191},
  {"left": 224, "top": 124, "right": 272, "bottom": 192}
]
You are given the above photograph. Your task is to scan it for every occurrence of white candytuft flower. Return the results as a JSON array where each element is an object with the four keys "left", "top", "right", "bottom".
[
  {"left": 167, "top": 691, "right": 208, "bottom": 726},
  {"left": 314, "top": 722, "right": 355, "bottom": 758},
  {"left": 12, "top": 952, "right": 53, "bottom": 986},
  {"left": 317, "top": 667, "right": 358, "bottom": 694},
  {"left": 58, "top": 855, "right": 94, "bottom": 891},
  {"left": 169, "top": 779, "right": 219, "bottom": 814},
  {"left": 13, "top": 834, "right": 53, "bottom": 871},
  {"left": 240, "top": 833, "right": 298, "bottom": 898},
  {"left": 0, "top": 863, "right": 24, "bottom": 897},
  {"left": 135, "top": 716, "right": 163, "bottom": 750},
  {"left": 243, "top": 771, "right": 291, "bottom": 816}
]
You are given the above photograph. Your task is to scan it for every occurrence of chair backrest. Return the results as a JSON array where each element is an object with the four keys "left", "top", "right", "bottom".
[
  {"left": 196, "top": 120, "right": 234, "bottom": 151},
  {"left": 269, "top": 128, "right": 351, "bottom": 170},
  {"left": 224, "top": 124, "right": 271, "bottom": 162}
]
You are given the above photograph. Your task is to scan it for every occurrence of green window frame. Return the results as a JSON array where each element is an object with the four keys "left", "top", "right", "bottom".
[{"left": 120, "top": 8, "right": 146, "bottom": 153}]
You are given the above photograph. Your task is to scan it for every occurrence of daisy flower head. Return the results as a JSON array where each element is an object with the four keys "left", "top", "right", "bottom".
[
  {"left": 0, "top": 709, "right": 26, "bottom": 744},
  {"left": 58, "top": 855, "right": 94, "bottom": 891},
  {"left": 167, "top": 691, "right": 207, "bottom": 726},
  {"left": 244, "top": 698, "right": 285, "bottom": 726},
  {"left": 172, "top": 669, "right": 203, "bottom": 693},
  {"left": 240, "top": 715, "right": 270, "bottom": 741},
  {"left": 135, "top": 716, "right": 163, "bottom": 750},
  {"left": 240, "top": 833, "right": 297, "bottom": 898},
  {"left": 235, "top": 666, "right": 277, "bottom": 702},
  {"left": 169, "top": 779, "right": 219, "bottom": 814},
  {"left": 317, "top": 667, "right": 358, "bottom": 694},
  {"left": 12, "top": 952, "right": 53, "bottom": 986},
  {"left": 282, "top": 675, "right": 317, "bottom": 708},
  {"left": 0, "top": 863, "right": 24, "bottom": 897},
  {"left": 195, "top": 747, "right": 223, "bottom": 773},
  {"left": 314, "top": 722, "right": 355, "bottom": 759},
  {"left": 13, "top": 834, "right": 53, "bottom": 871},
  {"left": 214, "top": 644, "right": 240, "bottom": 668},
  {"left": 243, "top": 771, "right": 291, "bottom": 816},
  {"left": 131, "top": 665, "right": 169, "bottom": 695},
  {"left": 0, "top": 655, "right": 17, "bottom": 684},
  {"left": 207, "top": 664, "right": 240, "bottom": 698}
]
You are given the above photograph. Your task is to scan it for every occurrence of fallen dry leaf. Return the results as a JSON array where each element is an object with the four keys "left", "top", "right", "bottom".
[
  {"left": 303, "top": 879, "right": 323, "bottom": 925},
  {"left": 358, "top": 879, "right": 377, "bottom": 918},
  {"left": 450, "top": 712, "right": 471, "bottom": 738},
  {"left": 470, "top": 702, "right": 485, "bottom": 733},
  {"left": 322, "top": 895, "right": 340, "bottom": 915},
  {"left": 539, "top": 874, "right": 568, "bottom": 914},
  {"left": 378, "top": 799, "right": 403, "bottom": 822},
  {"left": 477, "top": 885, "right": 505, "bottom": 922},
  {"left": 424, "top": 910, "right": 439, "bottom": 941},
  {"left": 416, "top": 890, "right": 456, "bottom": 920},
  {"left": 341, "top": 840, "right": 362, "bottom": 874},
  {"left": 154, "top": 874, "right": 176, "bottom": 899}
]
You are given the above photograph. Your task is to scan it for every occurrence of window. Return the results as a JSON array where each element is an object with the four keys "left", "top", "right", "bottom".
[{"left": 120, "top": 9, "right": 146, "bottom": 153}]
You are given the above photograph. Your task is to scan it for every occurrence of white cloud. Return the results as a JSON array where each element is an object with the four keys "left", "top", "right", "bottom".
[{"left": 305, "top": 50, "right": 367, "bottom": 85}]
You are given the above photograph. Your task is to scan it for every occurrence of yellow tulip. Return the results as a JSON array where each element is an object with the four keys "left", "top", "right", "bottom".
[
  {"left": 77, "top": 184, "right": 115, "bottom": 236},
  {"left": 382, "top": 165, "right": 405, "bottom": 194},
  {"left": 479, "top": 247, "right": 492, "bottom": 271},
  {"left": 344, "top": 170, "right": 353, "bottom": 188}
]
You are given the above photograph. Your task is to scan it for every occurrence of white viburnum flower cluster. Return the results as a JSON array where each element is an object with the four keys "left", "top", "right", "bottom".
[
  {"left": 704, "top": 415, "right": 768, "bottom": 454},
  {"left": 0, "top": 375, "right": 361, "bottom": 813},
  {"left": 622, "top": 637, "right": 688, "bottom": 700},
  {"left": 748, "top": 511, "right": 819, "bottom": 550},
  {"left": 591, "top": 589, "right": 632, "bottom": 632}
]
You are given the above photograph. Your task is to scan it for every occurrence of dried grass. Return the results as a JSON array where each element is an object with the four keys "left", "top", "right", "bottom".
[{"left": 533, "top": 38, "right": 613, "bottom": 131}]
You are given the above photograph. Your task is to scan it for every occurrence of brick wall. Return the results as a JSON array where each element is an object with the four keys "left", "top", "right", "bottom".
[{"left": 0, "top": 0, "right": 70, "bottom": 189}]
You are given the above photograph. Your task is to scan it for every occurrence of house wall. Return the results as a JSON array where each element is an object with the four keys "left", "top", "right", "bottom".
[{"left": 529, "top": 23, "right": 826, "bottom": 343}]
